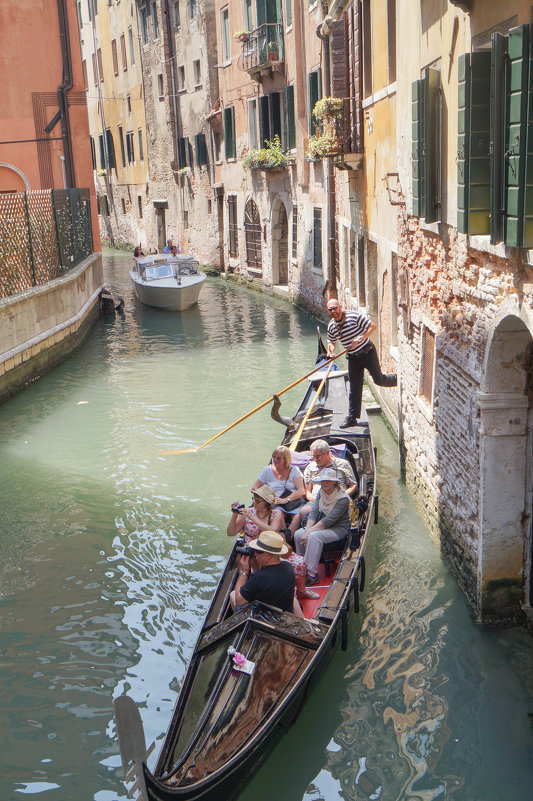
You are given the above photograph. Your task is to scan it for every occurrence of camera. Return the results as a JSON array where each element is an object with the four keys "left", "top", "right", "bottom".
[
  {"left": 235, "top": 538, "right": 255, "bottom": 558},
  {"left": 231, "top": 503, "right": 245, "bottom": 514}
]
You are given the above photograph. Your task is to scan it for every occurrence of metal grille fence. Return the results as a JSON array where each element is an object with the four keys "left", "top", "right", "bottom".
[{"left": 0, "top": 189, "right": 93, "bottom": 299}]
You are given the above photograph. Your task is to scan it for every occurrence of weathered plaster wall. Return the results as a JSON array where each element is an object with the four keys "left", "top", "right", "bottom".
[{"left": 0, "top": 254, "right": 104, "bottom": 404}]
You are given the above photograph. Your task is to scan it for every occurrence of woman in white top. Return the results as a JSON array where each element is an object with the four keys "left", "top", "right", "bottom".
[{"left": 252, "top": 445, "right": 306, "bottom": 512}]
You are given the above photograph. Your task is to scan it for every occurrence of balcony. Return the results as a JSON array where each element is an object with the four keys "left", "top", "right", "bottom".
[
  {"left": 306, "top": 98, "right": 363, "bottom": 169},
  {"left": 242, "top": 23, "right": 284, "bottom": 79}
]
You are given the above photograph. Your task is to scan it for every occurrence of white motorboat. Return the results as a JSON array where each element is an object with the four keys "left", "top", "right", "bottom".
[{"left": 130, "top": 254, "right": 206, "bottom": 311}]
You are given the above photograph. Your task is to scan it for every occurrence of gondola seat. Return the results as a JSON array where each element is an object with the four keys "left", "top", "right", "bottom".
[{"left": 321, "top": 526, "right": 362, "bottom": 576}]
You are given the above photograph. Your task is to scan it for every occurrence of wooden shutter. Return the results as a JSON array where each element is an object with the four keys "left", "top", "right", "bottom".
[
  {"left": 412, "top": 78, "right": 425, "bottom": 217},
  {"left": 505, "top": 24, "right": 529, "bottom": 247},
  {"left": 331, "top": 18, "right": 348, "bottom": 99},
  {"left": 195, "top": 133, "right": 208, "bottom": 166},
  {"left": 224, "top": 107, "right": 235, "bottom": 159},
  {"left": 424, "top": 67, "right": 441, "bottom": 223},
  {"left": 178, "top": 137, "right": 188, "bottom": 168},
  {"left": 490, "top": 32, "right": 507, "bottom": 244},
  {"left": 352, "top": 1, "right": 363, "bottom": 153},
  {"left": 457, "top": 51, "right": 491, "bottom": 235},
  {"left": 285, "top": 85, "right": 295, "bottom": 150}
]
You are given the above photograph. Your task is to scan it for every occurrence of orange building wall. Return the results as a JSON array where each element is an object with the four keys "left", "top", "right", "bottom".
[{"left": 0, "top": 0, "right": 100, "bottom": 249}]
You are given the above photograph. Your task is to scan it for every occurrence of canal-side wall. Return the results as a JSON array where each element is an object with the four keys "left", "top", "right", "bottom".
[{"left": 0, "top": 253, "right": 104, "bottom": 404}]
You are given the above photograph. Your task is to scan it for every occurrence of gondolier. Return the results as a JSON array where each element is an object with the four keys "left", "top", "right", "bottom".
[{"left": 327, "top": 298, "right": 397, "bottom": 428}]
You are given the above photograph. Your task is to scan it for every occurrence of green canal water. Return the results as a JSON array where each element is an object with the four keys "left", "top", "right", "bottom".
[{"left": 0, "top": 248, "right": 532, "bottom": 800}]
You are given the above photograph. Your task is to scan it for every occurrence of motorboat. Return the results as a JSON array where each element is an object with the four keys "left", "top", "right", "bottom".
[{"left": 130, "top": 254, "right": 206, "bottom": 311}]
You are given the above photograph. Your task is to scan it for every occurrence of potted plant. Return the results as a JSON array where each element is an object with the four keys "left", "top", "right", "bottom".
[
  {"left": 312, "top": 97, "right": 343, "bottom": 122},
  {"left": 242, "top": 135, "right": 293, "bottom": 170},
  {"left": 306, "top": 131, "right": 344, "bottom": 160},
  {"left": 233, "top": 29, "right": 250, "bottom": 42},
  {"left": 267, "top": 41, "right": 279, "bottom": 61}
]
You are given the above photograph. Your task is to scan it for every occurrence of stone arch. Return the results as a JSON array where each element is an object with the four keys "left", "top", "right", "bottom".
[
  {"left": 479, "top": 313, "right": 533, "bottom": 620},
  {"left": 0, "top": 162, "right": 31, "bottom": 192},
  {"left": 270, "top": 196, "right": 289, "bottom": 286}
]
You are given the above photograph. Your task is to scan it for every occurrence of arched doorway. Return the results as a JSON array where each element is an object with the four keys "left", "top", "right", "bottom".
[
  {"left": 479, "top": 314, "right": 532, "bottom": 620},
  {"left": 244, "top": 199, "right": 262, "bottom": 274},
  {"left": 272, "top": 201, "right": 288, "bottom": 285}
]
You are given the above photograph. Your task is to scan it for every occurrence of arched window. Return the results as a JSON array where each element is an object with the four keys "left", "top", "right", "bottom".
[{"left": 244, "top": 199, "right": 262, "bottom": 272}]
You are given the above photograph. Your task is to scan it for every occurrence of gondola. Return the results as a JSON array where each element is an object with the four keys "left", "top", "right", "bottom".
[{"left": 114, "top": 332, "right": 377, "bottom": 801}]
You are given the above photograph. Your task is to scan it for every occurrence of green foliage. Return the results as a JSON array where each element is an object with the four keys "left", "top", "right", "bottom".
[
  {"left": 306, "top": 131, "right": 343, "bottom": 160},
  {"left": 313, "top": 96, "right": 343, "bottom": 121},
  {"left": 242, "top": 135, "right": 292, "bottom": 169},
  {"left": 233, "top": 29, "right": 250, "bottom": 40}
]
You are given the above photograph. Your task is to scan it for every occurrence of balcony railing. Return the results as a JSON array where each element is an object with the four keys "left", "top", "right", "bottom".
[{"left": 242, "top": 23, "right": 284, "bottom": 75}]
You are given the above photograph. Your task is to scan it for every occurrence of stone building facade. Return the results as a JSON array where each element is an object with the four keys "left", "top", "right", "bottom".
[{"left": 396, "top": 0, "right": 533, "bottom": 622}]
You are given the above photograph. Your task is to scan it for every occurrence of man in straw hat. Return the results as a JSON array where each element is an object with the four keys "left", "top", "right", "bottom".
[{"left": 230, "top": 530, "right": 299, "bottom": 615}]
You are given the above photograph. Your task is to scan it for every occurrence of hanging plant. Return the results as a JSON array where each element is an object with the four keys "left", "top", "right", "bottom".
[
  {"left": 242, "top": 135, "right": 293, "bottom": 169},
  {"left": 306, "top": 131, "right": 344, "bottom": 160},
  {"left": 313, "top": 97, "right": 343, "bottom": 121}
]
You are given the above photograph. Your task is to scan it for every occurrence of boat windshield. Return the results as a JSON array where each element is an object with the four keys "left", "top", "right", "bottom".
[{"left": 143, "top": 265, "right": 174, "bottom": 281}]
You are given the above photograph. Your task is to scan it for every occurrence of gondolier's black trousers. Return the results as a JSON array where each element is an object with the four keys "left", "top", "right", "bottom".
[{"left": 347, "top": 341, "right": 397, "bottom": 419}]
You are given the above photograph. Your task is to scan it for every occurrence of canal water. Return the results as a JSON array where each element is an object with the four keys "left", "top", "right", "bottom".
[{"left": 0, "top": 248, "right": 531, "bottom": 801}]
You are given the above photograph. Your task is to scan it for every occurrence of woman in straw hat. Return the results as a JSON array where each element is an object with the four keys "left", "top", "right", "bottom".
[
  {"left": 294, "top": 466, "right": 351, "bottom": 587},
  {"left": 228, "top": 485, "right": 319, "bottom": 600}
]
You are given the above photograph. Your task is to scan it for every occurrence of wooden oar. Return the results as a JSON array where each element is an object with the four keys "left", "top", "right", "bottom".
[
  {"left": 289, "top": 358, "right": 334, "bottom": 452},
  {"left": 160, "top": 347, "right": 348, "bottom": 455}
]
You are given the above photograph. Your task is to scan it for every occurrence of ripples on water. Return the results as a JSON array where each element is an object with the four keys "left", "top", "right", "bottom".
[{"left": 1, "top": 250, "right": 532, "bottom": 800}]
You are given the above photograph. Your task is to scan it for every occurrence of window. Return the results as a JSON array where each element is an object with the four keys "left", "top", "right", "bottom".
[
  {"left": 158, "top": 73, "right": 164, "bottom": 99},
  {"left": 183, "top": 210, "right": 189, "bottom": 228},
  {"left": 126, "top": 131, "right": 135, "bottom": 163},
  {"left": 221, "top": 8, "right": 230, "bottom": 62},
  {"left": 193, "top": 59, "right": 201, "bottom": 87},
  {"left": 152, "top": 2, "right": 159, "bottom": 38},
  {"left": 390, "top": 252, "right": 398, "bottom": 349},
  {"left": 257, "top": 92, "right": 283, "bottom": 147},
  {"left": 313, "top": 208, "right": 322, "bottom": 270},
  {"left": 228, "top": 195, "right": 238, "bottom": 257},
  {"left": 82, "top": 59, "right": 88, "bottom": 91},
  {"left": 174, "top": 0, "right": 180, "bottom": 26},
  {"left": 419, "top": 326, "right": 436, "bottom": 404},
  {"left": 213, "top": 131, "right": 222, "bottom": 162},
  {"left": 138, "top": 195, "right": 143, "bottom": 218},
  {"left": 248, "top": 99, "right": 258, "bottom": 149},
  {"left": 292, "top": 204, "right": 298, "bottom": 259},
  {"left": 122, "top": 198, "right": 127, "bottom": 214},
  {"left": 106, "top": 129, "right": 116, "bottom": 168},
  {"left": 188, "top": 0, "right": 197, "bottom": 18},
  {"left": 97, "top": 48, "right": 104, "bottom": 82},
  {"left": 411, "top": 67, "right": 441, "bottom": 223},
  {"left": 308, "top": 69, "right": 322, "bottom": 135},
  {"left": 362, "top": 0, "right": 372, "bottom": 98},
  {"left": 76, "top": 0, "right": 83, "bottom": 32},
  {"left": 224, "top": 106, "right": 236, "bottom": 159},
  {"left": 245, "top": 199, "right": 262, "bottom": 271},
  {"left": 101, "top": 195, "right": 110, "bottom": 217},
  {"left": 138, "top": 129, "right": 144, "bottom": 161},
  {"left": 357, "top": 235, "right": 366, "bottom": 306},
  {"left": 92, "top": 52, "right": 97, "bottom": 85},
  {"left": 118, "top": 125, "right": 126, "bottom": 167},
  {"left": 120, "top": 33, "right": 127, "bottom": 71},
  {"left": 140, "top": 4, "right": 149, "bottom": 43},
  {"left": 195, "top": 133, "right": 208, "bottom": 165},
  {"left": 177, "top": 136, "right": 189, "bottom": 168},
  {"left": 90, "top": 136, "right": 96, "bottom": 169},
  {"left": 128, "top": 27, "right": 135, "bottom": 65},
  {"left": 112, "top": 39, "right": 119, "bottom": 75},
  {"left": 127, "top": 94, "right": 131, "bottom": 114},
  {"left": 286, "top": 0, "right": 292, "bottom": 27},
  {"left": 98, "top": 134, "right": 105, "bottom": 169},
  {"left": 88, "top": 0, "right": 94, "bottom": 22},
  {"left": 244, "top": 0, "right": 253, "bottom": 31},
  {"left": 208, "top": 199, "right": 212, "bottom": 214},
  {"left": 177, "top": 65, "right": 185, "bottom": 91},
  {"left": 387, "top": 0, "right": 396, "bottom": 84}
]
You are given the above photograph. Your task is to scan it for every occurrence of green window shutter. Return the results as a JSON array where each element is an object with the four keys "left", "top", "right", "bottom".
[
  {"left": 286, "top": 85, "right": 295, "bottom": 149},
  {"left": 524, "top": 28, "right": 533, "bottom": 247},
  {"left": 270, "top": 92, "right": 282, "bottom": 141},
  {"left": 178, "top": 136, "right": 188, "bottom": 168},
  {"left": 195, "top": 133, "right": 208, "bottom": 166},
  {"left": 259, "top": 96, "right": 270, "bottom": 145},
  {"left": 424, "top": 67, "right": 441, "bottom": 223},
  {"left": 505, "top": 24, "right": 529, "bottom": 247},
  {"left": 490, "top": 32, "right": 507, "bottom": 244},
  {"left": 457, "top": 54, "right": 469, "bottom": 233},
  {"left": 457, "top": 51, "right": 491, "bottom": 235},
  {"left": 224, "top": 107, "right": 236, "bottom": 159},
  {"left": 411, "top": 78, "right": 425, "bottom": 217}
]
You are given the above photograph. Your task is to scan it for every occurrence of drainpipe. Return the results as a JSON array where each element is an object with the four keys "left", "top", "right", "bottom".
[
  {"left": 317, "top": 13, "right": 336, "bottom": 296},
  {"left": 57, "top": 0, "right": 75, "bottom": 188},
  {"left": 163, "top": 0, "right": 180, "bottom": 165}
]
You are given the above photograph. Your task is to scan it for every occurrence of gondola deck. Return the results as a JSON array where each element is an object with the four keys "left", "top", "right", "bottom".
[{"left": 114, "top": 335, "right": 377, "bottom": 801}]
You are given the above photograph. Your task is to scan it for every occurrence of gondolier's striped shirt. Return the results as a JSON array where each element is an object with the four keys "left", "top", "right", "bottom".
[{"left": 327, "top": 311, "right": 372, "bottom": 355}]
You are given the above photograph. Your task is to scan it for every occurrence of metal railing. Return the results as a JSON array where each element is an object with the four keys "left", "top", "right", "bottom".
[
  {"left": 242, "top": 23, "right": 284, "bottom": 73},
  {"left": 0, "top": 188, "right": 93, "bottom": 299}
]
